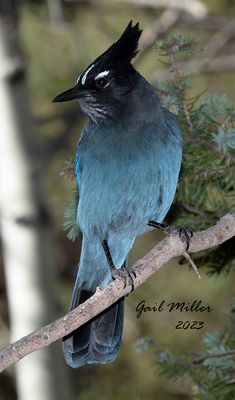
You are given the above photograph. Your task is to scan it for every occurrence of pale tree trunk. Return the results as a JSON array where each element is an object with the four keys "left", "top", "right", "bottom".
[
  {"left": 47, "top": 0, "right": 65, "bottom": 28},
  {"left": 0, "top": 1, "right": 69, "bottom": 399}
]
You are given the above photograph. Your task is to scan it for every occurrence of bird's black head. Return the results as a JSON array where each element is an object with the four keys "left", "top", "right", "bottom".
[{"left": 53, "top": 21, "right": 142, "bottom": 123}]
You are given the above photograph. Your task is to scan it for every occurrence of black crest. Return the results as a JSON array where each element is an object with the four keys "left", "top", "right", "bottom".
[{"left": 94, "top": 21, "right": 142, "bottom": 70}]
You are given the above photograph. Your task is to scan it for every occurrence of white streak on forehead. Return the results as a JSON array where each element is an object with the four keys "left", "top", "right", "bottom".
[
  {"left": 77, "top": 64, "right": 95, "bottom": 85},
  {"left": 95, "top": 70, "right": 110, "bottom": 80}
]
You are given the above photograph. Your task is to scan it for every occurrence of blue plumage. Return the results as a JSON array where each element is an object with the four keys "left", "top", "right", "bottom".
[{"left": 53, "top": 21, "right": 182, "bottom": 368}]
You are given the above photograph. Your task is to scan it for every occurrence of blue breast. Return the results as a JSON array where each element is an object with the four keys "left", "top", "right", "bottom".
[{"left": 75, "top": 109, "right": 182, "bottom": 240}]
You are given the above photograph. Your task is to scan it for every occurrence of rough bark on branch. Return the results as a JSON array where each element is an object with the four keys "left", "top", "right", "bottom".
[{"left": 0, "top": 212, "right": 234, "bottom": 373}]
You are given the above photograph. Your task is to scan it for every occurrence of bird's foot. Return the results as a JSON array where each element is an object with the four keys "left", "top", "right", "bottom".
[
  {"left": 148, "top": 221, "right": 193, "bottom": 251},
  {"left": 111, "top": 264, "right": 136, "bottom": 292},
  {"left": 102, "top": 239, "right": 136, "bottom": 292}
]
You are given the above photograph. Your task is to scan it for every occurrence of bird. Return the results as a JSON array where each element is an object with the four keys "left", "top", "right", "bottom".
[{"left": 53, "top": 21, "right": 184, "bottom": 368}]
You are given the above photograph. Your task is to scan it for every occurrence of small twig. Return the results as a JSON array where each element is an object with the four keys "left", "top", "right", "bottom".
[
  {"left": 181, "top": 204, "right": 206, "bottom": 217},
  {"left": 221, "top": 109, "right": 235, "bottom": 130},
  {"left": 183, "top": 251, "right": 202, "bottom": 279},
  {"left": 189, "top": 138, "right": 235, "bottom": 164},
  {"left": 59, "top": 160, "right": 75, "bottom": 180},
  {"left": 175, "top": 18, "right": 235, "bottom": 75},
  {"left": 134, "top": 9, "right": 180, "bottom": 63},
  {"left": 168, "top": 46, "right": 195, "bottom": 135},
  {"left": 203, "top": 19, "right": 235, "bottom": 59},
  {"left": 198, "top": 165, "right": 235, "bottom": 179},
  {"left": 193, "top": 349, "right": 235, "bottom": 364}
]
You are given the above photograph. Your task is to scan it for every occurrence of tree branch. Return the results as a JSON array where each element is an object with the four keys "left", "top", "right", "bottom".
[
  {"left": 152, "top": 54, "right": 235, "bottom": 81},
  {"left": 0, "top": 212, "right": 234, "bottom": 372},
  {"left": 193, "top": 349, "right": 235, "bottom": 364},
  {"left": 111, "top": 0, "right": 208, "bottom": 19},
  {"left": 134, "top": 9, "right": 181, "bottom": 64}
]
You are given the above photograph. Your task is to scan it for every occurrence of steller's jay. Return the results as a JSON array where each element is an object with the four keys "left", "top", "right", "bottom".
[{"left": 53, "top": 21, "right": 186, "bottom": 368}]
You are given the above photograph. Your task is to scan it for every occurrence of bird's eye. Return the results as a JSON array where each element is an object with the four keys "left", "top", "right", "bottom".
[{"left": 95, "top": 77, "right": 108, "bottom": 88}]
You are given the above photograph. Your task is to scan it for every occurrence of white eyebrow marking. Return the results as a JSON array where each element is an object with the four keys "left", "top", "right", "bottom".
[
  {"left": 95, "top": 70, "right": 110, "bottom": 80},
  {"left": 78, "top": 64, "right": 95, "bottom": 86}
]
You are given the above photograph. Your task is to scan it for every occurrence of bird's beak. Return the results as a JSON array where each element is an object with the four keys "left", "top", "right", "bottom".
[{"left": 52, "top": 86, "right": 79, "bottom": 102}]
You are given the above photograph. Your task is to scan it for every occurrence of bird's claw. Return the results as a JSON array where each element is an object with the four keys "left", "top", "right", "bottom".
[
  {"left": 102, "top": 238, "right": 136, "bottom": 293},
  {"left": 172, "top": 226, "right": 193, "bottom": 251},
  {"left": 111, "top": 265, "right": 136, "bottom": 293},
  {"left": 148, "top": 221, "right": 193, "bottom": 251}
]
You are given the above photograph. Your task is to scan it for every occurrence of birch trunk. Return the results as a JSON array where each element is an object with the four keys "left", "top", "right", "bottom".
[
  {"left": 0, "top": 2, "right": 69, "bottom": 399},
  {"left": 47, "top": 0, "right": 65, "bottom": 27}
]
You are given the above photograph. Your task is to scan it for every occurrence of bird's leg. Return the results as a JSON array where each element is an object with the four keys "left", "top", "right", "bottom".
[
  {"left": 102, "top": 239, "right": 116, "bottom": 272},
  {"left": 148, "top": 221, "right": 193, "bottom": 251},
  {"left": 102, "top": 239, "right": 135, "bottom": 292}
]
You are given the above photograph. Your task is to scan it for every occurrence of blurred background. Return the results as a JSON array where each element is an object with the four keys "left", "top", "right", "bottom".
[{"left": 0, "top": 0, "right": 234, "bottom": 399}]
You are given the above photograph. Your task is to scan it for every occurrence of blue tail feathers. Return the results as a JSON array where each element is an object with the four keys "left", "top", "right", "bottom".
[
  {"left": 63, "top": 291, "right": 124, "bottom": 368},
  {"left": 62, "top": 238, "right": 125, "bottom": 368}
]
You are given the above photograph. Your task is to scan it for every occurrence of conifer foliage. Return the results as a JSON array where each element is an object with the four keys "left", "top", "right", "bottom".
[
  {"left": 155, "top": 34, "right": 234, "bottom": 275},
  {"left": 135, "top": 34, "right": 235, "bottom": 399},
  {"left": 135, "top": 305, "right": 235, "bottom": 400}
]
